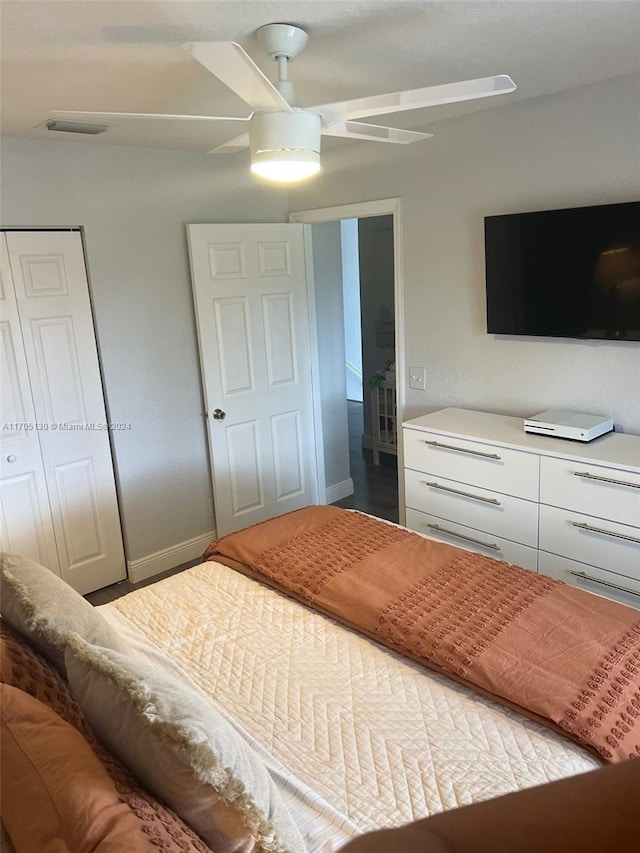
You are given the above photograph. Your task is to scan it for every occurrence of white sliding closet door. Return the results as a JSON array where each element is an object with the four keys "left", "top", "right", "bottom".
[
  {"left": 0, "top": 230, "right": 126, "bottom": 594},
  {"left": 0, "top": 234, "right": 60, "bottom": 572}
]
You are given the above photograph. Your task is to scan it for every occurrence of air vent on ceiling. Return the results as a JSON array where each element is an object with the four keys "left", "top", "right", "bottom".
[{"left": 46, "top": 119, "right": 108, "bottom": 135}]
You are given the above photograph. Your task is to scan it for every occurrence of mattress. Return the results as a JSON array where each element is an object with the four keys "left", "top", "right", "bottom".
[{"left": 101, "top": 560, "right": 600, "bottom": 850}]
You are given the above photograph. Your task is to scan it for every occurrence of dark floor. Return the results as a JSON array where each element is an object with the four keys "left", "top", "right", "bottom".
[
  {"left": 332, "top": 399, "right": 399, "bottom": 524},
  {"left": 84, "top": 559, "right": 199, "bottom": 606},
  {"left": 87, "top": 400, "right": 398, "bottom": 606}
]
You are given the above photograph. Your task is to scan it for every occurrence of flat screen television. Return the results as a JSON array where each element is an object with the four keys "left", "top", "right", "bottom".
[{"left": 484, "top": 201, "right": 640, "bottom": 341}]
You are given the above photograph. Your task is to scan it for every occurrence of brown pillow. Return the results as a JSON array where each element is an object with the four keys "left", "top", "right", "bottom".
[
  {"left": 0, "top": 622, "right": 210, "bottom": 853},
  {"left": 1, "top": 683, "right": 165, "bottom": 852},
  {"left": 0, "top": 620, "right": 91, "bottom": 734}
]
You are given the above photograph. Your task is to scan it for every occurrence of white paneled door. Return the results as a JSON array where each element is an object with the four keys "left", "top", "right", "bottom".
[
  {"left": 0, "top": 234, "right": 60, "bottom": 573},
  {"left": 188, "top": 224, "right": 319, "bottom": 536},
  {"left": 0, "top": 231, "right": 126, "bottom": 594}
]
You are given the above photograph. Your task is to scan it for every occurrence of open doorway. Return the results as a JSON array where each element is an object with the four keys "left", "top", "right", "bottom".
[
  {"left": 336, "top": 215, "right": 398, "bottom": 523},
  {"left": 294, "top": 200, "right": 402, "bottom": 525}
]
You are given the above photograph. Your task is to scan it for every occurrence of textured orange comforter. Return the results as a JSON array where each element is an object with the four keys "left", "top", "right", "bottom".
[{"left": 203, "top": 506, "right": 640, "bottom": 763}]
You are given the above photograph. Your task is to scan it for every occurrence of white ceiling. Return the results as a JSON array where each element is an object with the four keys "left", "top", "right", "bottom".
[{"left": 2, "top": 0, "right": 639, "bottom": 154}]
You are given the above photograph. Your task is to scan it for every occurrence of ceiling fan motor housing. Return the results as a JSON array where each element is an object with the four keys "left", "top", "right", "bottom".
[{"left": 250, "top": 110, "right": 321, "bottom": 157}]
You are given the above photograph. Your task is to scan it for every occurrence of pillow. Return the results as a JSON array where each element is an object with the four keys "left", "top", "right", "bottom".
[
  {"left": 0, "top": 552, "right": 127, "bottom": 675},
  {"left": 1, "top": 618, "right": 92, "bottom": 735},
  {"left": 0, "top": 622, "right": 211, "bottom": 852},
  {"left": 0, "top": 683, "right": 162, "bottom": 852},
  {"left": 65, "top": 639, "right": 306, "bottom": 853}
]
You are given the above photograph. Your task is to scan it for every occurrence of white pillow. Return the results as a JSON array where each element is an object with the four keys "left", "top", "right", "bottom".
[
  {"left": 65, "top": 638, "right": 306, "bottom": 853},
  {"left": 0, "top": 553, "right": 127, "bottom": 675}
]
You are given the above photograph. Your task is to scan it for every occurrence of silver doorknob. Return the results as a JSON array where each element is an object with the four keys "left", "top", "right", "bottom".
[
  {"left": 6, "top": 455, "right": 16, "bottom": 463},
  {"left": 212, "top": 409, "right": 226, "bottom": 421}
]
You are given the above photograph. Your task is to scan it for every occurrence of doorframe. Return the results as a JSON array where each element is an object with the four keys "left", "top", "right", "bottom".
[{"left": 289, "top": 197, "right": 406, "bottom": 525}]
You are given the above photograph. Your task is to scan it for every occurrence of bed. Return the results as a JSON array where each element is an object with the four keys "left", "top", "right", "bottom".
[{"left": 1, "top": 506, "right": 639, "bottom": 852}]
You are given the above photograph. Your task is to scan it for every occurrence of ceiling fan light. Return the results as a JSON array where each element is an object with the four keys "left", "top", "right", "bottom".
[
  {"left": 249, "top": 110, "right": 321, "bottom": 183},
  {"left": 251, "top": 149, "right": 320, "bottom": 183}
]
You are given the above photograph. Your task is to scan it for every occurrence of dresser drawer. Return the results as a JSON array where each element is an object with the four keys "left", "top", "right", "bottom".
[
  {"left": 405, "top": 468, "right": 538, "bottom": 547},
  {"left": 406, "top": 508, "right": 538, "bottom": 571},
  {"left": 540, "top": 456, "right": 640, "bottom": 527},
  {"left": 539, "top": 551, "right": 640, "bottom": 610},
  {"left": 539, "top": 504, "right": 640, "bottom": 580},
  {"left": 403, "top": 427, "right": 538, "bottom": 500}
]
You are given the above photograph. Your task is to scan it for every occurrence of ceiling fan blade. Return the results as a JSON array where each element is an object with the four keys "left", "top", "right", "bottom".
[
  {"left": 322, "top": 121, "right": 433, "bottom": 144},
  {"left": 184, "top": 42, "right": 294, "bottom": 114},
  {"left": 314, "top": 75, "right": 516, "bottom": 125},
  {"left": 207, "top": 133, "right": 251, "bottom": 154},
  {"left": 50, "top": 110, "right": 251, "bottom": 122}
]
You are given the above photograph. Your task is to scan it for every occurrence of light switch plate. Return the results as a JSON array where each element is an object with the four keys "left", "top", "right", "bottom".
[{"left": 409, "top": 366, "right": 426, "bottom": 391}]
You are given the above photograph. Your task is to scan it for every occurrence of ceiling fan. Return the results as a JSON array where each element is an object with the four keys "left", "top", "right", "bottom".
[{"left": 52, "top": 23, "right": 516, "bottom": 183}]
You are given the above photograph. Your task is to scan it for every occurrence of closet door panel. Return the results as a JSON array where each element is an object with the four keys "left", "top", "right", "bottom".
[
  {"left": 6, "top": 231, "right": 125, "bottom": 593},
  {"left": 0, "top": 234, "right": 60, "bottom": 571}
]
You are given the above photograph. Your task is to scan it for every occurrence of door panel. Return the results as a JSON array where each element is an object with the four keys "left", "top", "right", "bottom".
[
  {"left": 257, "top": 241, "right": 291, "bottom": 277},
  {"left": 0, "top": 473, "right": 57, "bottom": 567},
  {"left": 6, "top": 231, "right": 125, "bottom": 593},
  {"left": 214, "top": 298, "right": 254, "bottom": 395},
  {"left": 188, "top": 223, "right": 318, "bottom": 535},
  {"left": 0, "top": 234, "right": 60, "bottom": 571},
  {"left": 53, "top": 457, "right": 105, "bottom": 567},
  {"left": 209, "top": 243, "right": 245, "bottom": 279},
  {"left": 272, "top": 410, "right": 304, "bottom": 500},
  {"left": 263, "top": 293, "right": 297, "bottom": 385},
  {"left": 227, "top": 420, "right": 264, "bottom": 516},
  {"left": 30, "top": 315, "right": 87, "bottom": 424}
]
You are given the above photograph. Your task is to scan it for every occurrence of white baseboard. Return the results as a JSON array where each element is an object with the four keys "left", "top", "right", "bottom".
[
  {"left": 127, "top": 529, "right": 216, "bottom": 585},
  {"left": 325, "top": 478, "right": 354, "bottom": 504}
]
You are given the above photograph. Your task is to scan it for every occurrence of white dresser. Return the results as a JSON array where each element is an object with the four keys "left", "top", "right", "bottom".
[{"left": 403, "top": 408, "right": 640, "bottom": 609}]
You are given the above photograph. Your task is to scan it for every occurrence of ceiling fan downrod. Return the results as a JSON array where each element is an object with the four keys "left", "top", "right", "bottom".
[
  {"left": 274, "top": 57, "right": 298, "bottom": 107},
  {"left": 257, "top": 23, "right": 308, "bottom": 108}
]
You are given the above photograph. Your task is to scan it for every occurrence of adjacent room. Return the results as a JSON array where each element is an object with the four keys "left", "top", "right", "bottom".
[{"left": 1, "top": 1, "right": 639, "bottom": 851}]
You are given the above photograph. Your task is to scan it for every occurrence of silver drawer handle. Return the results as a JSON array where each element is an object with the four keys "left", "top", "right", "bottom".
[
  {"left": 569, "top": 570, "right": 640, "bottom": 599},
  {"left": 422, "top": 439, "right": 501, "bottom": 460},
  {"left": 426, "top": 523, "right": 501, "bottom": 551},
  {"left": 572, "top": 470, "right": 640, "bottom": 490},
  {"left": 571, "top": 521, "right": 640, "bottom": 545},
  {"left": 423, "top": 480, "right": 501, "bottom": 506}
]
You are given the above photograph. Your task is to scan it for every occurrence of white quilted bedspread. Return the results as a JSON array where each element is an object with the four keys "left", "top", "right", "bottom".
[{"left": 104, "top": 561, "right": 600, "bottom": 846}]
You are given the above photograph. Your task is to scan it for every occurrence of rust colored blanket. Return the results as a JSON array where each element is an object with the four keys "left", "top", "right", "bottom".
[{"left": 203, "top": 506, "right": 640, "bottom": 763}]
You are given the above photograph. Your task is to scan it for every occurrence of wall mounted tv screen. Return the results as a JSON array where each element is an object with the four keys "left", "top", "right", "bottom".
[{"left": 485, "top": 201, "right": 640, "bottom": 341}]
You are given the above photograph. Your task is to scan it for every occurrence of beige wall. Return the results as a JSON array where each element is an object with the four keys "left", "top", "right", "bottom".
[
  {"left": 291, "top": 73, "right": 640, "bottom": 433},
  {"left": 0, "top": 137, "right": 288, "bottom": 561}
]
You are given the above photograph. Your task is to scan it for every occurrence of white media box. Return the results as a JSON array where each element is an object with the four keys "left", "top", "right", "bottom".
[{"left": 523, "top": 409, "right": 614, "bottom": 442}]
